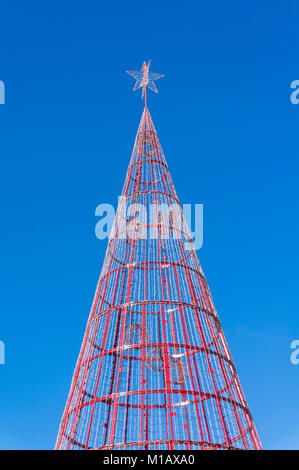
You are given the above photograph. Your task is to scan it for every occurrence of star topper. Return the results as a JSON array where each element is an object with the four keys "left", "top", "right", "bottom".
[{"left": 126, "top": 61, "right": 164, "bottom": 103}]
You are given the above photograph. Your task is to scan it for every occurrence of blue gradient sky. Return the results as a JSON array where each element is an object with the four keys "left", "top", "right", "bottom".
[{"left": 0, "top": 0, "right": 298, "bottom": 450}]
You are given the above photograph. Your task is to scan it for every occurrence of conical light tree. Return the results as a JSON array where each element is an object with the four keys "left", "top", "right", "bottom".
[{"left": 55, "top": 62, "right": 262, "bottom": 450}]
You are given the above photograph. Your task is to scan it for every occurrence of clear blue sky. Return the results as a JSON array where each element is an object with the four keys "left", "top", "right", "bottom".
[{"left": 0, "top": 0, "right": 298, "bottom": 450}]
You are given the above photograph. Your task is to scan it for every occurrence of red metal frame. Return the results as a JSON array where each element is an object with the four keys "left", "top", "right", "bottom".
[{"left": 55, "top": 65, "right": 262, "bottom": 450}]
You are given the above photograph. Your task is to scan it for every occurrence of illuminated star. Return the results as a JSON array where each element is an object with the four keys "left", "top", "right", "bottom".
[{"left": 126, "top": 61, "right": 164, "bottom": 99}]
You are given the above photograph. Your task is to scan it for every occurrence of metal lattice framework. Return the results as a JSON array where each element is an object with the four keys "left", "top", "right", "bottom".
[{"left": 55, "top": 62, "right": 262, "bottom": 451}]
